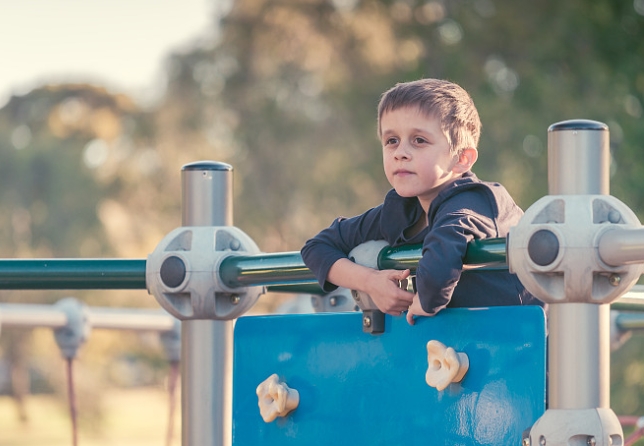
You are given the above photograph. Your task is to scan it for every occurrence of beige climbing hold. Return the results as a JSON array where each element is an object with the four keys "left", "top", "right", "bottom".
[
  {"left": 256, "top": 374, "right": 300, "bottom": 422},
  {"left": 425, "top": 340, "right": 469, "bottom": 391}
]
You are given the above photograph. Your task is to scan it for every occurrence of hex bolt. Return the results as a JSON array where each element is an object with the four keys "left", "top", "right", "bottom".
[
  {"left": 363, "top": 316, "right": 372, "bottom": 328},
  {"left": 230, "top": 294, "right": 241, "bottom": 305},
  {"left": 609, "top": 274, "right": 621, "bottom": 287}
]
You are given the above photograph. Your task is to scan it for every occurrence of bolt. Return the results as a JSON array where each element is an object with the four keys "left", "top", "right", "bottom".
[
  {"left": 230, "top": 239, "right": 241, "bottom": 251},
  {"left": 363, "top": 316, "right": 371, "bottom": 328},
  {"left": 522, "top": 437, "right": 531, "bottom": 446},
  {"left": 539, "top": 435, "right": 546, "bottom": 445},
  {"left": 329, "top": 296, "right": 337, "bottom": 306},
  {"left": 609, "top": 274, "right": 621, "bottom": 287},
  {"left": 230, "top": 294, "right": 241, "bottom": 305},
  {"left": 587, "top": 437, "right": 596, "bottom": 446},
  {"left": 608, "top": 210, "right": 621, "bottom": 224}
]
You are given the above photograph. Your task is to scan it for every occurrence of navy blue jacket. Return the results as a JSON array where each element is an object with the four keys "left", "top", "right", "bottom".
[{"left": 301, "top": 171, "right": 543, "bottom": 315}]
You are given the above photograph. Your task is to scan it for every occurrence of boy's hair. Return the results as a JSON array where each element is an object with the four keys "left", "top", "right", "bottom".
[{"left": 377, "top": 78, "right": 481, "bottom": 155}]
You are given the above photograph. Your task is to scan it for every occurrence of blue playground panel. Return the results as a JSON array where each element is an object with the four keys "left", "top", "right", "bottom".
[{"left": 233, "top": 306, "right": 546, "bottom": 446}]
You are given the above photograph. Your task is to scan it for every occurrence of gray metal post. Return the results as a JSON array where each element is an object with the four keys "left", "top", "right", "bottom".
[
  {"left": 181, "top": 161, "right": 234, "bottom": 446},
  {"left": 547, "top": 120, "right": 610, "bottom": 410}
]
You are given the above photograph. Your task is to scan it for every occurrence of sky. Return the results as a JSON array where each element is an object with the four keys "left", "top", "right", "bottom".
[{"left": 0, "top": 0, "right": 225, "bottom": 108}]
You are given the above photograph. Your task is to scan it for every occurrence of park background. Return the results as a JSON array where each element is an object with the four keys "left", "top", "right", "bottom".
[{"left": 1, "top": 0, "right": 644, "bottom": 444}]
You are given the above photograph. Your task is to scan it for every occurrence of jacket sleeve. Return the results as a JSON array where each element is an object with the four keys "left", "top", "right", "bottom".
[
  {"left": 416, "top": 189, "right": 498, "bottom": 315},
  {"left": 301, "top": 206, "right": 384, "bottom": 292}
]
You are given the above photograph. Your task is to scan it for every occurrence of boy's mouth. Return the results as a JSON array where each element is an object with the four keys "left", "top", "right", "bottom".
[{"left": 394, "top": 169, "right": 414, "bottom": 176}]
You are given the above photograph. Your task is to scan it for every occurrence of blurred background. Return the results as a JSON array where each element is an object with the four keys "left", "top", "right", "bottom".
[{"left": 0, "top": 0, "right": 644, "bottom": 444}]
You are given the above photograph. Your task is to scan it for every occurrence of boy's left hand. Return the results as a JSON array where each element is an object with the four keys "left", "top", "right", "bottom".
[{"left": 406, "top": 293, "right": 433, "bottom": 325}]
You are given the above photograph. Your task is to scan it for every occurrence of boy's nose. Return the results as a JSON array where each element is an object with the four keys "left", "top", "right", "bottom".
[{"left": 394, "top": 143, "right": 411, "bottom": 159}]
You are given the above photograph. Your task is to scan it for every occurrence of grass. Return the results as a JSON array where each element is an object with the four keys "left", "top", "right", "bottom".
[{"left": 0, "top": 387, "right": 180, "bottom": 446}]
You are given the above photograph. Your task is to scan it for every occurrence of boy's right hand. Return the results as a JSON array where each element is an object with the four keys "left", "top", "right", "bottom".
[
  {"left": 327, "top": 259, "right": 414, "bottom": 316},
  {"left": 363, "top": 268, "right": 415, "bottom": 316}
]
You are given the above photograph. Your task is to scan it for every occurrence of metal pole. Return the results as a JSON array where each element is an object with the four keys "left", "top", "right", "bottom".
[
  {"left": 0, "top": 237, "right": 505, "bottom": 291},
  {"left": 0, "top": 259, "right": 147, "bottom": 289},
  {"left": 180, "top": 161, "right": 233, "bottom": 446},
  {"left": 0, "top": 304, "right": 175, "bottom": 332},
  {"left": 598, "top": 227, "right": 644, "bottom": 266},
  {"left": 219, "top": 238, "right": 507, "bottom": 289},
  {"left": 547, "top": 120, "right": 610, "bottom": 410}
]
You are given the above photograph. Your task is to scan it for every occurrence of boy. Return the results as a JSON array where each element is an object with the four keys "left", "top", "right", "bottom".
[{"left": 301, "top": 78, "right": 542, "bottom": 325}]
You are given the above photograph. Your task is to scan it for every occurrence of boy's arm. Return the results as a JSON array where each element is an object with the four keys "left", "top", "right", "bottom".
[
  {"left": 327, "top": 258, "right": 414, "bottom": 316},
  {"left": 301, "top": 205, "right": 415, "bottom": 315},
  {"left": 416, "top": 190, "right": 498, "bottom": 315},
  {"left": 301, "top": 207, "right": 383, "bottom": 293}
]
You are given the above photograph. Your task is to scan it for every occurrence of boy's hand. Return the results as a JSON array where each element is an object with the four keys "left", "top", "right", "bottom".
[
  {"left": 364, "top": 268, "right": 414, "bottom": 316},
  {"left": 406, "top": 293, "right": 433, "bottom": 325}
]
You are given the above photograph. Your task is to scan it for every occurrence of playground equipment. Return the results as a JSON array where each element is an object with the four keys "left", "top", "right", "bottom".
[
  {"left": 1, "top": 119, "right": 644, "bottom": 445},
  {"left": 0, "top": 300, "right": 181, "bottom": 445}
]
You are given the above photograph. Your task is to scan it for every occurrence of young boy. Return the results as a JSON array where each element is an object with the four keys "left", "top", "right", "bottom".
[{"left": 301, "top": 78, "right": 543, "bottom": 325}]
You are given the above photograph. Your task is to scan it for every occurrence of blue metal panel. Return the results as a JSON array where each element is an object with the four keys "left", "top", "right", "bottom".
[{"left": 233, "top": 306, "right": 546, "bottom": 446}]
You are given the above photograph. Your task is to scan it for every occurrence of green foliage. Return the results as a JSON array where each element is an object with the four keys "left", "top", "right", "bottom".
[
  {"left": 1, "top": 0, "right": 644, "bottom": 426},
  {"left": 159, "top": 0, "right": 644, "bottom": 247}
]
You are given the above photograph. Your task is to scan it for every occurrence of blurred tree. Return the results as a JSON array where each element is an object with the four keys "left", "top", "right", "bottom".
[
  {"left": 159, "top": 0, "right": 644, "bottom": 252},
  {"left": 1, "top": 0, "right": 644, "bottom": 430},
  {"left": 0, "top": 85, "right": 173, "bottom": 428}
]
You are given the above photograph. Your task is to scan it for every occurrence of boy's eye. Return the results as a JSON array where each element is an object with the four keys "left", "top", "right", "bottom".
[
  {"left": 413, "top": 137, "right": 428, "bottom": 144},
  {"left": 385, "top": 137, "right": 398, "bottom": 146}
]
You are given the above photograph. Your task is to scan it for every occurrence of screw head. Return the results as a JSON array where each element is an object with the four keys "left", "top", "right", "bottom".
[
  {"left": 230, "top": 294, "right": 241, "bottom": 305},
  {"left": 609, "top": 274, "right": 621, "bottom": 287},
  {"left": 539, "top": 435, "right": 546, "bottom": 445},
  {"left": 363, "top": 316, "right": 372, "bottom": 327},
  {"left": 608, "top": 210, "right": 621, "bottom": 223},
  {"left": 587, "top": 437, "right": 596, "bottom": 446},
  {"left": 329, "top": 296, "right": 337, "bottom": 306}
]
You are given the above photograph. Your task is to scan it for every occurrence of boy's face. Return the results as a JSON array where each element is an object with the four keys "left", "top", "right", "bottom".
[{"left": 380, "top": 106, "right": 467, "bottom": 212}]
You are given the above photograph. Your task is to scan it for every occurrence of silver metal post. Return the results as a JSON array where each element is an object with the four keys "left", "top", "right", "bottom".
[
  {"left": 181, "top": 161, "right": 234, "bottom": 446},
  {"left": 547, "top": 120, "right": 610, "bottom": 410}
]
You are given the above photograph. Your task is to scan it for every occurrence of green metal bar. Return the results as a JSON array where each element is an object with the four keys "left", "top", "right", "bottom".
[
  {"left": 0, "top": 259, "right": 147, "bottom": 289},
  {"left": 219, "top": 252, "right": 317, "bottom": 288},
  {"left": 0, "top": 237, "right": 508, "bottom": 291},
  {"left": 613, "top": 312, "right": 644, "bottom": 331},
  {"left": 221, "top": 237, "right": 508, "bottom": 289},
  {"left": 464, "top": 238, "right": 508, "bottom": 268},
  {"left": 377, "top": 244, "right": 423, "bottom": 271},
  {"left": 267, "top": 283, "right": 326, "bottom": 295},
  {"left": 377, "top": 238, "right": 507, "bottom": 271}
]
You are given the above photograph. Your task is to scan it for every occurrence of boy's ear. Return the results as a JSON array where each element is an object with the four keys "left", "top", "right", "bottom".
[{"left": 452, "top": 148, "right": 478, "bottom": 173}]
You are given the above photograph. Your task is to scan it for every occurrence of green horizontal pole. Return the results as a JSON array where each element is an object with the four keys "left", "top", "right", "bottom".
[
  {"left": 219, "top": 252, "right": 317, "bottom": 289},
  {"left": 0, "top": 237, "right": 508, "bottom": 291},
  {"left": 613, "top": 312, "right": 644, "bottom": 331},
  {"left": 377, "top": 238, "right": 507, "bottom": 271},
  {"left": 223, "top": 237, "right": 508, "bottom": 291},
  {"left": 0, "top": 259, "right": 147, "bottom": 289}
]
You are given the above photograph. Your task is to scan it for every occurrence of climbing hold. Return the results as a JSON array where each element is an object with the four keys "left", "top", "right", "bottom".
[
  {"left": 256, "top": 374, "right": 300, "bottom": 422},
  {"left": 425, "top": 340, "right": 469, "bottom": 391}
]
